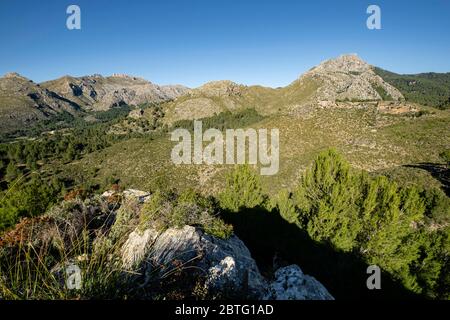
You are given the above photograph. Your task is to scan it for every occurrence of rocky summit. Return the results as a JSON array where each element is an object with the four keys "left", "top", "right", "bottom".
[
  {"left": 161, "top": 54, "right": 408, "bottom": 123},
  {"left": 300, "top": 54, "right": 404, "bottom": 105}
]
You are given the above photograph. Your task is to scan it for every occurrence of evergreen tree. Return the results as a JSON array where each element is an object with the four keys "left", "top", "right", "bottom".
[
  {"left": 277, "top": 149, "right": 448, "bottom": 295},
  {"left": 275, "top": 189, "right": 299, "bottom": 224},
  {"left": 296, "top": 149, "right": 363, "bottom": 252},
  {"left": 219, "top": 165, "right": 264, "bottom": 212},
  {"left": 65, "top": 143, "right": 76, "bottom": 161}
]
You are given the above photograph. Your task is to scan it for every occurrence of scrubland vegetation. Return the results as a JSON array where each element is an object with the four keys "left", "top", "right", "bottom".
[
  {"left": 0, "top": 100, "right": 448, "bottom": 300},
  {"left": 1, "top": 150, "right": 448, "bottom": 299}
]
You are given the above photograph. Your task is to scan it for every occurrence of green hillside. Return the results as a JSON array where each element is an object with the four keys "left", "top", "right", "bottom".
[{"left": 374, "top": 67, "right": 450, "bottom": 109}]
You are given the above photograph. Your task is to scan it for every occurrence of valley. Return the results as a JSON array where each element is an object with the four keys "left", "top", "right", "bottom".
[{"left": 0, "top": 54, "right": 449, "bottom": 300}]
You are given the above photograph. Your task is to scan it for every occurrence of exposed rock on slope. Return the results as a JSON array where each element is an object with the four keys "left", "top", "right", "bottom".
[
  {"left": 298, "top": 54, "right": 404, "bottom": 105},
  {"left": 0, "top": 72, "right": 188, "bottom": 135},
  {"left": 121, "top": 223, "right": 333, "bottom": 300},
  {"left": 263, "top": 265, "right": 334, "bottom": 300},
  {"left": 0, "top": 73, "right": 80, "bottom": 134},
  {"left": 41, "top": 74, "right": 189, "bottom": 111},
  {"left": 0, "top": 188, "right": 334, "bottom": 300},
  {"left": 162, "top": 54, "right": 406, "bottom": 123},
  {"left": 118, "top": 190, "right": 333, "bottom": 300},
  {"left": 121, "top": 225, "right": 267, "bottom": 298}
]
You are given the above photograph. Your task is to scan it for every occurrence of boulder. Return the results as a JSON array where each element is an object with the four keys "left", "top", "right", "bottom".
[
  {"left": 121, "top": 224, "right": 334, "bottom": 300},
  {"left": 264, "top": 265, "right": 334, "bottom": 300},
  {"left": 121, "top": 225, "right": 266, "bottom": 298},
  {"left": 122, "top": 189, "right": 151, "bottom": 203}
]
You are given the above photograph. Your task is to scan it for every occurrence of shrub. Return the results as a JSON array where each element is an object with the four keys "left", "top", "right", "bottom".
[
  {"left": 0, "top": 196, "right": 128, "bottom": 299},
  {"left": 295, "top": 149, "right": 364, "bottom": 252},
  {"left": 439, "top": 149, "right": 450, "bottom": 166},
  {"left": 139, "top": 189, "right": 232, "bottom": 239},
  {"left": 275, "top": 189, "right": 298, "bottom": 224},
  {"left": 109, "top": 198, "right": 140, "bottom": 242},
  {"left": 0, "top": 176, "right": 60, "bottom": 232}
]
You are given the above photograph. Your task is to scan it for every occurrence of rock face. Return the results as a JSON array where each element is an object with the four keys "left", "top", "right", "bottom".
[
  {"left": 41, "top": 74, "right": 189, "bottom": 111},
  {"left": 121, "top": 222, "right": 334, "bottom": 300},
  {"left": 121, "top": 225, "right": 267, "bottom": 298},
  {"left": 264, "top": 265, "right": 334, "bottom": 300},
  {"left": 0, "top": 72, "right": 189, "bottom": 135},
  {"left": 0, "top": 73, "right": 80, "bottom": 134},
  {"left": 300, "top": 54, "right": 404, "bottom": 103}
]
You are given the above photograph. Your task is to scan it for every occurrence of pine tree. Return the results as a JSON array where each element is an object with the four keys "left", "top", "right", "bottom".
[
  {"left": 219, "top": 165, "right": 264, "bottom": 212},
  {"left": 275, "top": 189, "right": 299, "bottom": 224},
  {"left": 359, "top": 178, "right": 426, "bottom": 291},
  {"left": 65, "top": 143, "right": 76, "bottom": 161},
  {"left": 298, "top": 149, "right": 363, "bottom": 252}
]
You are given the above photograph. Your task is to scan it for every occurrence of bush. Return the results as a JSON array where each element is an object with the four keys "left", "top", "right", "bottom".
[
  {"left": 140, "top": 189, "right": 232, "bottom": 239},
  {"left": 0, "top": 196, "right": 128, "bottom": 299},
  {"left": 295, "top": 149, "right": 364, "bottom": 252},
  {"left": 274, "top": 189, "right": 298, "bottom": 224},
  {"left": 439, "top": 149, "right": 450, "bottom": 166}
]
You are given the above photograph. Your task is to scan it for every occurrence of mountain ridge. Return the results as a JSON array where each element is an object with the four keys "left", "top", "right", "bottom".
[
  {"left": 0, "top": 72, "right": 189, "bottom": 136},
  {"left": 0, "top": 73, "right": 81, "bottom": 134},
  {"left": 162, "top": 54, "right": 407, "bottom": 123},
  {"left": 40, "top": 74, "right": 190, "bottom": 111},
  {"left": 1, "top": 54, "right": 448, "bottom": 136}
]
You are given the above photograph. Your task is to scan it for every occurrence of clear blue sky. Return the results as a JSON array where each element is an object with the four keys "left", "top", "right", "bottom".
[{"left": 1, "top": 0, "right": 449, "bottom": 88}]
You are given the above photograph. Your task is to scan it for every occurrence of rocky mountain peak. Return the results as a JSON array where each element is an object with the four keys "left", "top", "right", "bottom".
[
  {"left": 2, "top": 72, "right": 32, "bottom": 82},
  {"left": 110, "top": 73, "right": 147, "bottom": 82},
  {"left": 195, "top": 80, "right": 245, "bottom": 97},
  {"left": 313, "top": 54, "right": 370, "bottom": 73},
  {"left": 298, "top": 54, "right": 404, "bottom": 104}
]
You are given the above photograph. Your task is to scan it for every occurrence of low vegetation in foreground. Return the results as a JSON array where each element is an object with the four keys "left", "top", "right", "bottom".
[
  {"left": 0, "top": 150, "right": 448, "bottom": 299},
  {"left": 0, "top": 55, "right": 449, "bottom": 300}
]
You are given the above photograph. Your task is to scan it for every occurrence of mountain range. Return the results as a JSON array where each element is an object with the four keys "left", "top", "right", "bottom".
[
  {"left": 3, "top": 54, "right": 448, "bottom": 137},
  {"left": 0, "top": 72, "right": 189, "bottom": 135},
  {"left": 162, "top": 54, "right": 408, "bottom": 123},
  {"left": 0, "top": 54, "right": 450, "bottom": 138},
  {"left": 1, "top": 54, "right": 449, "bottom": 301}
]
